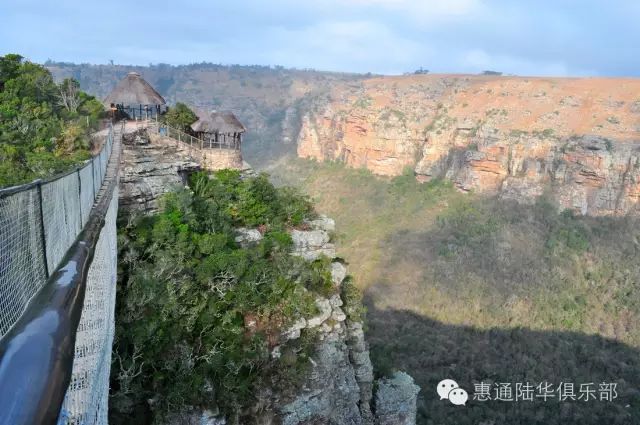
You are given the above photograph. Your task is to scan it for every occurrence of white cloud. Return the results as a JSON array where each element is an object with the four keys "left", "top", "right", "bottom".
[
  {"left": 343, "top": 0, "right": 480, "bottom": 15},
  {"left": 335, "top": 0, "right": 483, "bottom": 26},
  {"left": 0, "top": 0, "right": 638, "bottom": 76},
  {"left": 266, "top": 20, "right": 430, "bottom": 74},
  {"left": 458, "top": 48, "right": 596, "bottom": 77}
]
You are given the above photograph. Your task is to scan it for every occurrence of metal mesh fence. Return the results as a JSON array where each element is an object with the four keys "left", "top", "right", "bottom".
[
  {"left": 58, "top": 186, "right": 118, "bottom": 425},
  {"left": 80, "top": 165, "right": 95, "bottom": 226},
  {"left": 0, "top": 187, "right": 47, "bottom": 336},
  {"left": 0, "top": 123, "right": 118, "bottom": 424},
  {"left": 0, "top": 125, "right": 113, "bottom": 339},
  {"left": 42, "top": 172, "right": 83, "bottom": 273}
]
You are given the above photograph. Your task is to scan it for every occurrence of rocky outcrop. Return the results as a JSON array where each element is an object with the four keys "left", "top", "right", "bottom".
[
  {"left": 297, "top": 75, "right": 640, "bottom": 216},
  {"left": 234, "top": 227, "right": 263, "bottom": 247},
  {"left": 119, "top": 126, "right": 420, "bottom": 423},
  {"left": 274, "top": 216, "right": 417, "bottom": 425},
  {"left": 119, "top": 126, "right": 199, "bottom": 213},
  {"left": 291, "top": 215, "right": 337, "bottom": 260},
  {"left": 374, "top": 373, "right": 420, "bottom": 425},
  {"left": 120, "top": 125, "right": 257, "bottom": 214}
]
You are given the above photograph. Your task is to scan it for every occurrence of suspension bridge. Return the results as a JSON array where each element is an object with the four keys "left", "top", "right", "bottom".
[{"left": 0, "top": 122, "right": 122, "bottom": 425}]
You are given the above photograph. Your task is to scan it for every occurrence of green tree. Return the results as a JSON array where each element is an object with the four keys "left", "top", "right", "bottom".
[
  {"left": 0, "top": 53, "right": 104, "bottom": 187},
  {"left": 163, "top": 102, "right": 198, "bottom": 132}
]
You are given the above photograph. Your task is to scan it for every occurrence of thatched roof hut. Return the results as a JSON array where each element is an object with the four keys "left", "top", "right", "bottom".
[
  {"left": 104, "top": 72, "right": 166, "bottom": 119},
  {"left": 191, "top": 111, "right": 246, "bottom": 134},
  {"left": 104, "top": 72, "right": 165, "bottom": 106},
  {"left": 191, "top": 111, "right": 246, "bottom": 150}
]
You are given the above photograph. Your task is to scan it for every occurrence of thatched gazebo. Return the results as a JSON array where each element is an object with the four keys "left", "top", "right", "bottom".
[
  {"left": 104, "top": 72, "right": 166, "bottom": 120},
  {"left": 191, "top": 111, "right": 246, "bottom": 150}
]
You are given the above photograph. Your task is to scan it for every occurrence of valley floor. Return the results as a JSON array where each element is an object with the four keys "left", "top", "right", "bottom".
[{"left": 264, "top": 156, "right": 640, "bottom": 425}]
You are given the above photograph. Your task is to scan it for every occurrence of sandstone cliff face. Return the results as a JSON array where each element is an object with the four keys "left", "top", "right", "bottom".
[
  {"left": 119, "top": 126, "right": 199, "bottom": 213},
  {"left": 297, "top": 75, "right": 640, "bottom": 215},
  {"left": 245, "top": 216, "right": 420, "bottom": 425}
]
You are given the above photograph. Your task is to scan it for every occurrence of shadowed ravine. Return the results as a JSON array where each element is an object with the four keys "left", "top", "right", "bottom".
[
  {"left": 365, "top": 302, "right": 640, "bottom": 425},
  {"left": 363, "top": 213, "right": 640, "bottom": 424}
]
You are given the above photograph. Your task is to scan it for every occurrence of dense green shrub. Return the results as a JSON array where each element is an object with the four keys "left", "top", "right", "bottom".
[
  {"left": 190, "top": 170, "right": 315, "bottom": 228},
  {"left": 0, "top": 54, "right": 104, "bottom": 187},
  {"left": 162, "top": 102, "right": 198, "bottom": 132},
  {"left": 111, "top": 171, "right": 336, "bottom": 424},
  {"left": 341, "top": 276, "right": 366, "bottom": 322}
]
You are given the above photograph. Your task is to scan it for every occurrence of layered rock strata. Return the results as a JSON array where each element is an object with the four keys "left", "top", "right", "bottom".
[{"left": 297, "top": 75, "right": 640, "bottom": 215}]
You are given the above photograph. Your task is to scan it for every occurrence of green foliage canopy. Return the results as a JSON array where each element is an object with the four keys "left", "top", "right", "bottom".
[
  {"left": 0, "top": 54, "right": 105, "bottom": 187},
  {"left": 112, "top": 171, "right": 344, "bottom": 423},
  {"left": 163, "top": 102, "right": 198, "bottom": 132}
]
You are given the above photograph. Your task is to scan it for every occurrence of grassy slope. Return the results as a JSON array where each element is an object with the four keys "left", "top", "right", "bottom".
[{"left": 266, "top": 156, "right": 640, "bottom": 424}]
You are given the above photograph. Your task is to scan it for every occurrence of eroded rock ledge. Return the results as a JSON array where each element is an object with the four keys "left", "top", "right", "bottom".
[
  {"left": 236, "top": 215, "right": 420, "bottom": 425},
  {"left": 119, "top": 128, "right": 199, "bottom": 213}
]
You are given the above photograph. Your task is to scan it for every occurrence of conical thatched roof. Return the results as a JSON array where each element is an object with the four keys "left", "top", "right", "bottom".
[
  {"left": 191, "top": 110, "right": 246, "bottom": 134},
  {"left": 103, "top": 72, "right": 166, "bottom": 107}
]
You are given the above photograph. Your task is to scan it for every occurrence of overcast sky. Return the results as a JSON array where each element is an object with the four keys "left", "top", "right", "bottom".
[{"left": 1, "top": 0, "right": 639, "bottom": 77}]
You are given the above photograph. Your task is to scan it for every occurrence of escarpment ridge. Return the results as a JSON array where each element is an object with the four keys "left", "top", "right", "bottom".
[
  {"left": 297, "top": 75, "right": 640, "bottom": 215},
  {"left": 47, "top": 62, "right": 640, "bottom": 216}
]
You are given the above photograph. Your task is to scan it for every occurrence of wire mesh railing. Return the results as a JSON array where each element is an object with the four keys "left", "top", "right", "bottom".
[
  {"left": 58, "top": 185, "right": 118, "bottom": 425},
  {"left": 0, "top": 121, "right": 121, "bottom": 425},
  {"left": 0, "top": 124, "right": 114, "bottom": 338}
]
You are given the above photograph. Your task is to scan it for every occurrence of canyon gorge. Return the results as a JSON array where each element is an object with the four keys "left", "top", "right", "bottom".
[
  {"left": 49, "top": 62, "right": 640, "bottom": 216},
  {"left": 46, "top": 63, "right": 640, "bottom": 424},
  {"left": 297, "top": 75, "right": 640, "bottom": 216}
]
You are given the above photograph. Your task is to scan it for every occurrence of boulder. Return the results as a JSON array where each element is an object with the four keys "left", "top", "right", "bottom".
[
  {"left": 291, "top": 229, "right": 336, "bottom": 261},
  {"left": 306, "top": 298, "right": 332, "bottom": 328},
  {"left": 234, "top": 228, "right": 263, "bottom": 247},
  {"left": 331, "top": 262, "right": 347, "bottom": 286},
  {"left": 374, "top": 372, "right": 420, "bottom": 425}
]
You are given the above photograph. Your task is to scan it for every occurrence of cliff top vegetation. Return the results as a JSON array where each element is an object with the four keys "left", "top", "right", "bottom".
[
  {"left": 111, "top": 170, "right": 361, "bottom": 424},
  {"left": 0, "top": 54, "right": 104, "bottom": 187}
]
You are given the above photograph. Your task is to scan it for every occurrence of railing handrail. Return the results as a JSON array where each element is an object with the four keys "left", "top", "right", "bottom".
[
  {"left": 153, "top": 121, "right": 205, "bottom": 151},
  {"left": 154, "top": 121, "right": 241, "bottom": 160}
]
